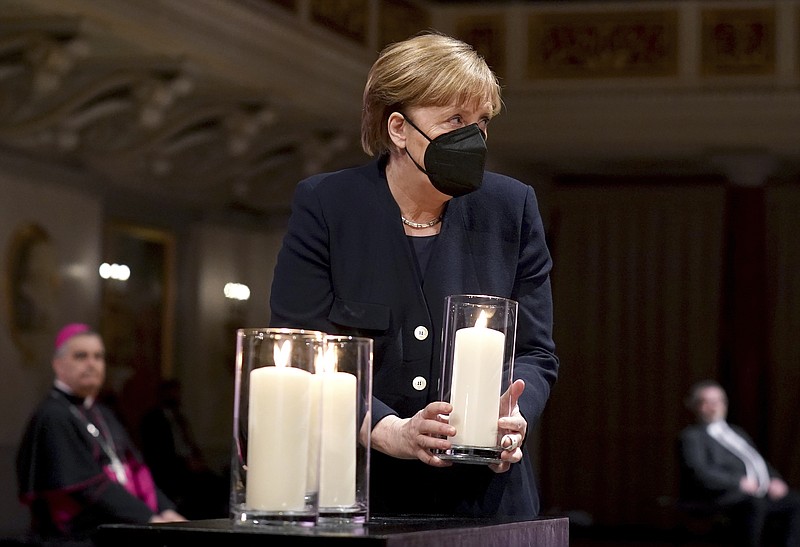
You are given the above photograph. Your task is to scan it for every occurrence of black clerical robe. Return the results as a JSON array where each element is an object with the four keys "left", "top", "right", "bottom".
[{"left": 16, "top": 388, "right": 174, "bottom": 540}]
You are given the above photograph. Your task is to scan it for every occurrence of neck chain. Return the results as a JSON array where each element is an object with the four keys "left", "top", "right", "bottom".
[
  {"left": 65, "top": 402, "right": 128, "bottom": 484},
  {"left": 401, "top": 215, "right": 442, "bottom": 229}
]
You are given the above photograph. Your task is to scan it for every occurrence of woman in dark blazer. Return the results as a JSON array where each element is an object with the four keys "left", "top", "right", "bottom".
[{"left": 269, "top": 32, "right": 559, "bottom": 518}]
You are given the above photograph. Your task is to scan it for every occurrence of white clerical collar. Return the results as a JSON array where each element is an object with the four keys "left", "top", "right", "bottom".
[{"left": 54, "top": 379, "right": 95, "bottom": 408}]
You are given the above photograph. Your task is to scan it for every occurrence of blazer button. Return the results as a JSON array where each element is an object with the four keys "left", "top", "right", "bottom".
[
  {"left": 414, "top": 326, "right": 429, "bottom": 340},
  {"left": 412, "top": 376, "right": 427, "bottom": 391}
]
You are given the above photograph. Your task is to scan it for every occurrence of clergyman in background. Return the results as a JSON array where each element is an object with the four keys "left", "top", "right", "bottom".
[{"left": 16, "top": 323, "right": 185, "bottom": 546}]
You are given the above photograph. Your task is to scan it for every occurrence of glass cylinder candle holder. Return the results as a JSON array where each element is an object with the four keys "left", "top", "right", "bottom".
[
  {"left": 435, "top": 294, "right": 518, "bottom": 465},
  {"left": 316, "top": 335, "right": 372, "bottom": 525},
  {"left": 230, "top": 328, "right": 325, "bottom": 526}
]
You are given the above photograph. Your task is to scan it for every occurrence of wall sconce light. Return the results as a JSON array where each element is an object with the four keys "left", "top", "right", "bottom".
[
  {"left": 224, "top": 282, "right": 250, "bottom": 301},
  {"left": 99, "top": 262, "right": 130, "bottom": 281}
]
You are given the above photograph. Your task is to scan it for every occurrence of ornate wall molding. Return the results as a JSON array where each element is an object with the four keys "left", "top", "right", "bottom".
[{"left": 1, "top": 0, "right": 798, "bottom": 219}]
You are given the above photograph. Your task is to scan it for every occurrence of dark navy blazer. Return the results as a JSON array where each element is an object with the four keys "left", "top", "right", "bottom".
[{"left": 270, "top": 157, "right": 559, "bottom": 517}]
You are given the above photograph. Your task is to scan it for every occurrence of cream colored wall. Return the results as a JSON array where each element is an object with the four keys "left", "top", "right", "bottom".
[
  {"left": 180, "top": 223, "right": 285, "bottom": 475},
  {"left": 0, "top": 154, "right": 289, "bottom": 533},
  {"left": 0, "top": 152, "right": 103, "bottom": 534}
]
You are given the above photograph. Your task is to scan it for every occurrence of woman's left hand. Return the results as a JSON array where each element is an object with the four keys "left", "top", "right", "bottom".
[{"left": 489, "top": 379, "right": 527, "bottom": 474}]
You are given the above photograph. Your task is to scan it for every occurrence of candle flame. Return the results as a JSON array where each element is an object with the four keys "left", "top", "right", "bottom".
[
  {"left": 314, "top": 347, "right": 324, "bottom": 374},
  {"left": 313, "top": 345, "right": 338, "bottom": 373},
  {"left": 475, "top": 310, "right": 488, "bottom": 328},
  {"left": 323, "top": 345, "right": 338, "bottom": 373},
  {"left": 273, "top": 340, "right": 292, "bottom": 367}
]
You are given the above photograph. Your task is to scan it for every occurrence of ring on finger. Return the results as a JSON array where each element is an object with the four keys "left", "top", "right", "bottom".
[{"left": 501, "top": 434, "right": 520, "bottom": 451}]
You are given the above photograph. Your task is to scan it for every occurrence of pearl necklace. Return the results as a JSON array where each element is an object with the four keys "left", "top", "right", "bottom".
[{"left": 401, "top": 215, "right": 442, "bottom": 229}]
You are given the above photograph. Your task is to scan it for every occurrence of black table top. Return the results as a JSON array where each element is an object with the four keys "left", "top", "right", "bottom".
[{"left": 95, "top": 515, "right": 569, "bottom": 547}]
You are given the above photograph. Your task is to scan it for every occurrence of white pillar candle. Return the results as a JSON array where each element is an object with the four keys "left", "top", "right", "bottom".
[
  {"left": 306, "top": 374, "right": 322, "bottom": 493},
  {"left": 247, "top": 365, "right": 313, "bottom": 511},
  {"left": 449, "top": 313, "right": 506, "bottom": 448},
  {"left": 318, "top": 371, "right": 357, "bottom": 507}
]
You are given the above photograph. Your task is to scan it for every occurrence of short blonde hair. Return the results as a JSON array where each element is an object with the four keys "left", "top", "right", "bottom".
[{"left": 361, "top": 31, "right": 502, "bottom": 157}]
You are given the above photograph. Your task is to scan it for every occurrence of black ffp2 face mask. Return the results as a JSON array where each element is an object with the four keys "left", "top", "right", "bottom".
[{"left": 402, "top": 115, "right": 487, "bottom": 197}]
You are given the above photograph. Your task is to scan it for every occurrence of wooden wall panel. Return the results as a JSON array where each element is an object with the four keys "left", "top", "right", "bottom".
[
  {"left": 539, "top": 183, "right": 726, "bottom": 527},
  {"left": 766, "top": 186, "right": 800, "bottom": 488}
]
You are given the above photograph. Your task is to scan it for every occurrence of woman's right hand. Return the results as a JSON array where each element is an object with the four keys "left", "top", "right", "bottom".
[{"left": 371, "top": 401, "right": 455, "bottom": 467}]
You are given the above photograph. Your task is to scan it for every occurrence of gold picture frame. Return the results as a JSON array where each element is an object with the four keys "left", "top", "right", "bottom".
[
  {"left": 701, "top": 7, "right": 776, "bottom": 76},
  {"left": 4, "top": 222, "right": 60, "bottom": 365},
  {"left": 528, "top": 10, "right": 679, "bottom": 79},
  {"left": 98, "top": 221, "right": 176, "bottom": 442},
  {"left": 100, "top": 222, "right": 175, "bottom": 379}
]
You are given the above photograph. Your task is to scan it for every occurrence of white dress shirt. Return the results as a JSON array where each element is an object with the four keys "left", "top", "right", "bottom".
[{"left": 707, "top": 420, "right": 771, "bottom": 497}]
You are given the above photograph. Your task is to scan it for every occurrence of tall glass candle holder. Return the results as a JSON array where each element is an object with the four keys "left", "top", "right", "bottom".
[
  {"left": 231, "top": 328, "right": 325, "bottom": 526},
  {"left": 316, "top": 335, "right": 372, "bottom": 525},
  {"left": 435, "top": 294, "right": 518, "bottom": 465}
]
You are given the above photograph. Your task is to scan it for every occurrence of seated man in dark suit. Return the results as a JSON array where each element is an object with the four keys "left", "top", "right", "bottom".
[{"left": 678, "top": 379, "right": 800, "bottom": 546}]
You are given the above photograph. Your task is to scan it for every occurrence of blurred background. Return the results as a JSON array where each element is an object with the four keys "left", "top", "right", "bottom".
[{"left": 1, "top": 0, "right": 799, "bottom": 543}]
